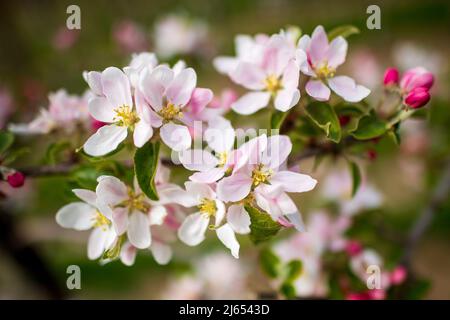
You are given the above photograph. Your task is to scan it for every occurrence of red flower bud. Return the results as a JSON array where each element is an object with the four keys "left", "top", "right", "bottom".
[
  {"left": 390, "top": 266, "right": 407, "bottom": 285},
  {"left": 7, "top": 171, "right": 25, "bottom": 188},
  {"left": 404, "top": 87, "right": 430, "bottom": 109},
  {"left": 367, "top": 149, "right": 377, "bottom": 161},
  {"left": 383, "top": 67, "right": 399, "bottom": 86},
  {"left": 339, "top": 115, "right": 351, "bottom": 126},
  {"left": 345, "top": 240, "right": 363, "bottom": 257}
]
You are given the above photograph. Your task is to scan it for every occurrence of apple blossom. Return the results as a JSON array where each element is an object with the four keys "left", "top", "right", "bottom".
[
  {"left": 297, "top": 25, "right": 370, "bottom": 102},
  {"left": 383, "top": 67, "right": 399, "bottom": 86}
]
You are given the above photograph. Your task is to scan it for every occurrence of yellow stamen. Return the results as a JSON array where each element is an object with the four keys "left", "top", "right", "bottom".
[
  {"left": 264, "top": 75, "right": 283, "bottom": 94},
  {"left": 252, "top": 164, "right": 272, "bottom": 187},
  {"left": 314, "top": 62, "right": 336, "bottom": 80},
  {"left": 159, "top": 102, "right": 182, "bottom": 123},
  {"left": 113, "top": 105, "right": 139, "bottom": 127},
  {"left": 217, "top": 152, "right": 228, "bottom": 167},
  {"left": 117, "top": 189, "right": 150, "bottom": 213},
  {"left": 92, "top": 211, "right": 111, "bottom": 230},
  {"left": 198, "top": 198, "right": 217, "bottom": 217}
]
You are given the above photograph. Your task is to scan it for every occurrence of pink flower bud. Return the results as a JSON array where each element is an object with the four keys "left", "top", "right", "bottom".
[
  {"left": 390, "top": 266, "right": 407, "bottom": 285},
  {"left": 383, "top": 67, "right": 399, "bottom": 86},
  {"left": 400, "top": 67, "right": 434, "bottom": 92},
  {"left": 91, "top": 118, "right": 107, "bottom": 131},
  {"left": 345, "top": 240, "right": 363, "bottom": 257},
  {"left": 7, "top": 171, "right": 25, "bottom": 188},
  {"left": 404, "top": 87, "right": 430, "bottom": 109}
]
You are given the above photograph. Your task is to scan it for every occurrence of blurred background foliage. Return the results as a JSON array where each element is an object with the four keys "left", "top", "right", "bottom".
[{"left": 0, "top": 0, "right": 449, "bottom": 299}]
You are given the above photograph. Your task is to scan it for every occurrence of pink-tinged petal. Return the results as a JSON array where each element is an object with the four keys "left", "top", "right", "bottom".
[
  {"left": 213, "top": 56, "right": 238, "bottom": 75},
  {"left": 271, "top": 171, "right": 317, "bottom": 193},
  {"left": 284, "top": 211, "right": 305, "bottom": 232},
  {"left": 160, "top": 123, "right": 192, "bottom": 151},
  {"left": 328, "top": 76, "right": 371, "bottom": 102},
  {"left": 305, "top": 79, "right": 331, "bottom": 101},
  {"left": 178, "top": 212, "right": 209, "bottom": 246},
  {"left": 96, "top": 175, "right": 128, "bottom": 207},
  {"left": 187, "top": 88, "right": 213, "bottom": 114},
  {"left": 150, "top": 242, "right": 172, "bottom": 265},
  {"left": 189, "top": 168, "right": 225, "bottom": 184},
  {"left": 56, "top": 203, "right": 95, "bottom": 230},
  {"left": 214, "top": 200, "right": 226, "bottom": 227},
  {"left": 261, "top": 34, "right": 294, "bottom": 77},
  {"left": 133, "top": 120, "right": 153, "bottom": 148},
  {"left": 83, "top": 124, "right": 128, "bottom": 157},
  {"left": 166, "top": 67, "right": 197, "bottom": 107},
  {"left": 72, "top": 189, "right": 97, "bottom": 207},
  {"left": 227, "top": 205, "right": 251, "bottom": 234},
  {"left": 87, "top": 227, "right": 109, "bottom": 260},
  {"left": 309, "top": 25, "right": 329, "bottom": 65},
  {"left": 204, "top": 116, "right": 235, "bottom": 153},
  {"left": 261, "top": 135, "right": 292, "bottom": 169},
  {"left": 216, "top": 223, "right": 240, "bottom": 259},
  {"left": 185, "top": 181, "right": 216, "bottom": 201},
  {"left": 216, "top": 172, "right": 252, "bottom": 202},
  {"left": 235, "top": 34, "right": 255, "bottom": 56},
  {"left": 400, "top": 67, "right": 434, "bottom": 92},
  {"left": 179, "top": 149, "right": 218, "bottom": 172},
  {"left": 112, "top": 207, "right": 128, "bottom": 235},
  {"left": 149, "top": 205, "right": 167, "bottom": 225},
  {"left": 327, "top": 36, "right": 347, "bottom": 68},
  {"left": 297, "top": 35, "right": 311, "bottom": 52},
  {"left": 230, "top": 62, "right": 266, "bottom": 90},
  {"left": 101, "top": 67, "right": 132, "bottom": 107},
  {"left": 231, "top": 91, "right": 271, "bottom": 115},
  {"left": 157, "top": 183, "right": 198, "bottom": 207},
  {"left": 274, "top": 88, "right": 300, "bottom": 112},
  {"left": 282, "top": 59, "right": 300, "bottom": 89},
  {"left": 238, "top": 134, "right": 268, "bottom": 166},
  {"left": 128, "top": 211, "right": 151, "bottom": 249},
  {"left": 139, "top": 67, "right": 166, "bottom": 111},
  {"left": 88, "top": 96, "right": 115, "bottom": 123},
  {"left": 83, "top": 71, "right": 104, "bottom": 96},
  {"left": 120, "top": 241, "right": 137, "bottom": 266}
]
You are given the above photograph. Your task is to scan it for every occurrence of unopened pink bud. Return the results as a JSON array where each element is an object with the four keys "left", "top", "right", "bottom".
[
  {"left": 404, "top": 87, "right": 430, "bottom": 109},
  {"left": 400, "top": 67, "right": 434, "bottom": 92},
  {"left": 7, "top": 171, "right": 25, "bottom": 188},
  {"left": 345, "top": 240, "right": 363, "bottom": 257},
  {"left": 390, "top": 266, "right": 407, "bottom": 285},
  {"left": 383, "top": 68, "right": 399, "bottom": 86}
]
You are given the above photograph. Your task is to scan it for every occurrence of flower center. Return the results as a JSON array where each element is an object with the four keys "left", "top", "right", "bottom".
[
  {"left": 198, "top": 198, "right": 217, "bottom": 217},
  {"left": 92, "top": 211, "right": 111, "bottom": 230},
  {"left": 217, "top": 152, "right": 228, "bottom": 167},
  {"left": 252, "top": 164, "right": 272, "bottom": 187},
  {"left": 120, "top": 189, "right": 150, "bottom": 213},
  {"left": 314, "top": 62, "right": 336, "bottom": 80},
  {"left": 264, "top": 75, "right": 283, "bottom": 94},
  {"left": 159, "top": 102, "right": 183, "bottom": 123},
  {"left": 113, "top": 105, "right": 139, "bottom": 127}
]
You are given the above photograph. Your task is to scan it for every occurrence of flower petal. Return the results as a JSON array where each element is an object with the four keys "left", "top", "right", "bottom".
[
  {"left": 230, "top": 62, "right": 266, "bottom": 90},
  {"left": 160, "top": 123, "right": 192, "bottom": 151},
  {"left": 227, "top": 205, "right": 251, "bottom": 234},
  {"left": 101, "top": 67, "right": 132, "bottom": 107},
  {"left": 231, "top": 91, "right": 271, "bottom": 115},
  {"left": 87, "top": 227, "right": 109, "bottom": 260},
  {"left": 216, "top": 224, "right": 240, "bottom": 259},
  {"left": 127, "top": 211, "right": 151, "bottom": 249},
  {"left": 83, "top": 124, "right": 128, "bottom": 157},
  {"left": 186, "top": 88, "right": 213, "bottom": 115},
  {"left": 178, "top": 212, "right": 209, "bottom": 246},
  {"left": 88, "top": 96, "right": 115, "bottom": 123},
  {"left": 305, "top": 80, "right": 331, "bottom": 101},
  {"left": 261, "top": 135, "right": 292, "bottom": 169},
  {"left": 56, "top": 202, "right": 95, "bottom": 230},
  {"left": 213, "top": 56, "right": 238, "bottom": 75},
  {"left": 179, "top": 149, "right": 218, "bottom": 172},
  {"left": 96, "top": 175, "right": 128, "bottom": 208},
  {"left": 271, "top": 171, "right": 317, "bottom": 193},
  {"left": 327, "top": 36, "right": 347, "bottom": 68},
  {"left": 274, "top": 88, "right": 300, "bottom": 112},
  {"left": 133, "top": 119, "right": 153, "bottom": 148},
  {"left": 120, "top": 241, "right": 137, "bottom": 266},
  {"left": 112, "top": 207, "right": 128, "bottom": 235},
  {"left": 189, "top": 168, "right": 225, "bottom": 184},
  {"left": 72, "top": 189, "right": 97, "bottom": 207},
  {"left": 205, "top": 116, "right": 236, "bottom": 153},
  {"left": 150, "top": 242, "right": 172, "bottom": 265},
  {"left": 216, "top": 172, "right": 252, "bottom": 202},
  {"left": 166, "top": 67, "right": 197, "bottom": 107},
  {"left": 328, "top": 76, "right": 371, "bottom": 102},
  {"left": 84, "top": 71, "right": 103, "bottom": 96},
  {"left": 309, "top": 25, "right": 329, "bottom": 65}
]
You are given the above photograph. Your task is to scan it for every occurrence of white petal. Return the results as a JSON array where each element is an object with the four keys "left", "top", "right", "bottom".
[
  {"left": 139, "top": 66, "right": 167, "bottom": 110},
  {"left": 157, "top": 183, "right": 198, "bottom": 207},
  {"left": 271, "top": 171, "right": 317, "bottom": 193},
  {"left": 214, "top": 200, "right": 226, "bottom": 226},
  {"left": 83, "top": 124, "right": 128, "bottom": 157},
  {"left": 84, "top": 71, "right": 103, "bottom": 96},
  {"left": 305, "top": 80, "right": 331, "bottom": 101},
  {"left": 178, "top": 212, "right": 209, "bottom": 246},
  {"left": 149, "top": 205, "right": 167, "bottom": 225},
  {"left": 284, "top": 211, "right": 305, "bottom": 232},
  {"left": 133, "top": 120, "right": 153, "bottom": 148},
  {"left": 160, "top": 123, "right": 191, "bottom": 151},
  {"left": 112, "top": 207, "right": 128, "bottom": 235},
  {"left": 213, "top": 56, "right": 238, "bottom": 75},
  {"left": 72, "top": 189, "right": 97, "bottom": 207},
  {"left": 309, "top": 25, "right": 329, "bottom": 65},
  {"left": 101, "top": 67, "right": 132, "bottom": 107},
  {"left": 282, "top": 59, "right": 300, "bottom": 89},
  {"left": 230, "top": 62, "right": 266, "bottom": 90},
  {"left": 261, "top": 135, "right": 292, "bottom": 169},
  {"left": 189, "top": 168, "right": 225, "bottom": 184},
  {"left": 150, "top": 242, "right": 172, "bottom": 265},
  {"left": 204, "top": 117, "right": 235, "bottom": 153},
  {"left": 216, "top": 224, "right": 240, "bottom": 259},
  {"left": 274, "top": 88, "right": 300, "bottom": 112},
  {"left": 227, "top": 205, "right": 251, "bottom": 234},
  {"left": 56, "top": 203, "right": 95, "bottom": 230},
  {"left": 185, "top": 181, "right": 216, "bottom": 201},
  {"left": 88, "top": 96, "right": 115, "bottom": 123},
  {"left": 231, "top": 91, "right": 271, "bottom": 115},
  {"left": 96, "top": 175, "right": 128, "bottom": 207},
  {"left": 216, "top": 172, "right": 253, "bottom": 202},
  {"left": 127, "top": 211, "right": 151, "bottom": 249},
  {"left": 179, "top": 149, "right": 218, "bottom": 172},
  {"left": 87, "top": 227, "right": 109, "bottom": 260},
  {"left": 328, "top": 76, "right": 371, "bottom": 103},
  {"left": 166, "top": 68, "right": 197, "bottom": 107},
  {"left": 120, "top": 241, "right": 137, "bottom": 266},
  {"left": 327, "top": 36, "right": 347, "bottom": 68}
]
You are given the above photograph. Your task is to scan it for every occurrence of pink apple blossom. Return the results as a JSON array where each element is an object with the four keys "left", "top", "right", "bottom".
[{"left": 298, "top": 25, "right": 370, "bottom": 102}]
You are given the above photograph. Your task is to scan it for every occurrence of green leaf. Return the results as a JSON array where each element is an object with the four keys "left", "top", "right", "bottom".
[
  {"left": 348, "top": 161, "right": 361, "bottom": 197},
  {"left": 350, "top": 114, "right": 387, "bottom": 140},
  {"left": 260, "top": 248, "right": 282, "bottom": 278},
  {"left": 284, "top": 260, "right": 303, "bottom": 283},
  {"left": 305, "top": 101, "right": 341, "bottom": 142},
  {"left": 70, "top": 166, "right": 101, "bottom": 190},
  {"left": 328, "top": 25, "right": 360, "bottom": 40},
  {"left": 245, "top": 205, "right": 281, "bottom": 244},
  {"left": 45, "top": 141, "right": 72, "bottom": 165},
  {"left": 0, "top": 131, "right": 14, "bottom": 154},
  {"left": 1, "top": 147, "right": 30, "bottom": 165},
  {"left": 270, "top": 110, "right": 289, "bottom": 131},
  {"left": 134, "top": 140, "right": 160, "bottom": 201},
  {"left": 280, "top": 282, "right": 296, "bottom": 299}
]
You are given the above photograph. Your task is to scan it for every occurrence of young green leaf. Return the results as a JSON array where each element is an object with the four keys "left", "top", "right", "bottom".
[
  {"left": 348, "top": 161, "right": 361, "bottom": 197},
  {"left": 328, "top": 25, "right": 360, "bottom": 40},
  {"left": 134, "top": 140, "right": 160, "bottom": 201},
  {"left": 284, "top": 259, "right": 303, "bottom": 283},
  {"left": 245, "top": 205, "right": 281, "bottom": 244},
  {"left": 260, "top": 248, "right": 282, "bottom": 278},
  {"left": 0, "top": 131, "right": 14, "bottom": 154},
  {"left": 305, "top": 101, "right": 342, "bottom": 142},
  {"left": 350, "top": 114, "right": 387, "bottom": 140},
  {"left": 270, "top": 110, "right": 289, "bottom": 131},
  {"left": 45, "top": 141, "right": 72, "bottom": 165}
]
